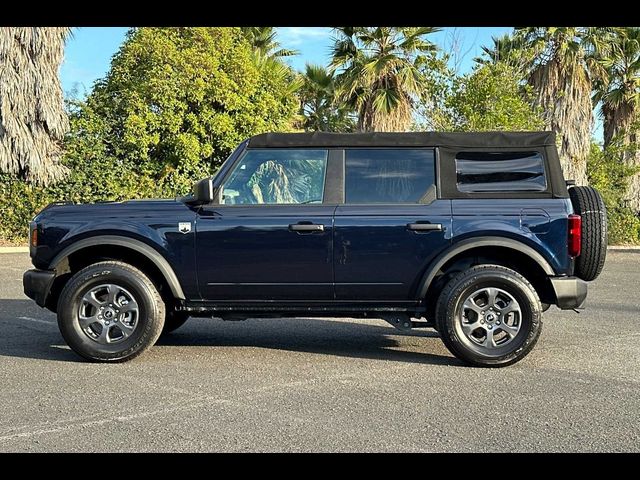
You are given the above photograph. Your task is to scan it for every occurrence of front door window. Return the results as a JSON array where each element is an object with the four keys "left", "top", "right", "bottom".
[{"left": 222, "top": 149, "right": 328, "bottom": 205}]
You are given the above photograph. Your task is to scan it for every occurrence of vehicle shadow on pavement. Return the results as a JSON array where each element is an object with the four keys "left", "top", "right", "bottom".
[
  {"left": 156, "top": 317, "right": 461, "bottom": 367},
  {"left": 0, "top": 300, "right": 78, "bottom": 362},
  {"left": 0, "top": 300, "right": 459, "bottom": 366}
]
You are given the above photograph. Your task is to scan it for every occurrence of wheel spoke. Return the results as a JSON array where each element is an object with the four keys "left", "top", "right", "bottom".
[
  {"left": 82, "top": 291, "right": 103, "bottom": 310},
  {"left": 116, "top": 322, "right": 134, "bottom": 339},
  {"left": 486, "top": 288, "right": 498, "bottom": 308},
  {"left": 98, "top": 325, "right": 111, "bottom": 344},
  {"left": 461, "top": 321, "right": 478, "bottom": 336},
  {"left": 79, "top": 314, "right": 99, "bottom": 330},
  {"left": 119, "top": 300, "right": 138, "bottom": 314},
  {"left": 499, "top": 323, "right": 520, "bottom": 338},
  {"left": 107, "top": 285, "right": 120, "bottom": 305},
  {"left": 463, "top": 298, "right": 483, "bottom": 316},
  {"left": 482, "top": 328, "right": 495, "bottom": 348},
  {"left": 497, "top": 298, "right": 520, "bottom": 317}
]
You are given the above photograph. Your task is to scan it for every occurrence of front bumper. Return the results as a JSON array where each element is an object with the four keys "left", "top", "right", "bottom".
[
  {"left": 23, "top": 269, "right": 56, "bottom": 308},
  {"left": 550, "top": 276, "right": 587, "bottom": 310}
]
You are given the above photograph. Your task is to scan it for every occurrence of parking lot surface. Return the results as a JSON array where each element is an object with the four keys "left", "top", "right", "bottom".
[{"left": 0, "top": 252, "right": 639, "bottom": 452}]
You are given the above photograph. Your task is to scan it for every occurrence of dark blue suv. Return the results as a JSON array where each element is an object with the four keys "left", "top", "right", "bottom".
[{"left": 23, "top": 132, "right": 608, "bottom": 366}]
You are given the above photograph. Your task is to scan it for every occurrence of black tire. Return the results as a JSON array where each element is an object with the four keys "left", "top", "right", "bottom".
[
  {"left": 569, "top": 186, "right": 608, "bottom": 281},
  {"left": 435, "top": 265, "right": 543, "bottom": 367},
  {"left": 57, "top": 261, "right": 165, "bottom": 362},
  {"left": 162, "top": 311, "right": 189, "bottom": 335}
]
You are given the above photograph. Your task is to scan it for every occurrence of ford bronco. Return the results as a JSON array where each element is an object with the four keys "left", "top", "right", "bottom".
[{"left": 23, "top": 132, "right": 608, "bottom": 366}]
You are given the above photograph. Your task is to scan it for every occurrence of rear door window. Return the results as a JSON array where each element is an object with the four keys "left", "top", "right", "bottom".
[
  {"left": 455, "top": 151, "right": 547, "bottom": 193},
  {"left": 345, "top": 149, "right": 436, "bottom": 203}
]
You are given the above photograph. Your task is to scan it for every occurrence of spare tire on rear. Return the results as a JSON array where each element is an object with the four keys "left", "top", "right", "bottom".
[{"left": 568, "top": 186, "right": 608, "bottom": 281}]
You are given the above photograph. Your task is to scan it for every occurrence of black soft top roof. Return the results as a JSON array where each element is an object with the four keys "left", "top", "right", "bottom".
[{"left": 247, "top": 131, "right": 556, "bottom": 149}]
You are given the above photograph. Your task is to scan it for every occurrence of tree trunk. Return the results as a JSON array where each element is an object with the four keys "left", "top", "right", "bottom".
[
  {"left": 0, "top": 27, "right": 70, "bottom": 185},
  {"left": 529, "top": 59, "right": 592, "bottom": 186},
  {"left": 602, "top": 102, "right": 640, "bottom": 213},
  {"left": 624, "top": 130, "right": 640, "bottom": 213}
]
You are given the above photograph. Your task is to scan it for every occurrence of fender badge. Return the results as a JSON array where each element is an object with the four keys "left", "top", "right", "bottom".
[{"left": 178, "top": 222, "right": 191, "bottom": 234}]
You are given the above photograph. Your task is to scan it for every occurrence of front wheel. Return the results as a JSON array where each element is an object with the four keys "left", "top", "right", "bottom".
[
  {"left": 57, "top": 261, "right": 165, "bottom": 362},
  {"left": 435, "top": 265, "right": 542, "bottom": 367}
]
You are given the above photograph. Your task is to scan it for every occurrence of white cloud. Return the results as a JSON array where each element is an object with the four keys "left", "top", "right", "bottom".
[{"left": 277, "top": 27, "right": 333, "bottom": 46}]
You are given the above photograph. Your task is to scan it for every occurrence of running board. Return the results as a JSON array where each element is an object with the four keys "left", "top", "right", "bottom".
[{"left": 179, "top": 301, "right": 426, "bottom": 320}]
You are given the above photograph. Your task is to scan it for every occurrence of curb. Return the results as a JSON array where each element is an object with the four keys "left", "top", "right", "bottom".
[
  {"left": 0, "top": 246, "right": 29, "bottom": 253},
  {"left": 608, "top": 246, "right": 640, "bottom": 252}
]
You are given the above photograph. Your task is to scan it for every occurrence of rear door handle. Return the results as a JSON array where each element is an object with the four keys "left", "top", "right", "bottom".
[
  {"left": 407, "top": 223, "right": 443, "bottom": 232},
  {"left": 289, "top": 223, "right": 325, "bottom": 233}
]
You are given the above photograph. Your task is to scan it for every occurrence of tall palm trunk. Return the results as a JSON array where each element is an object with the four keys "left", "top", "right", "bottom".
[
  {"left": 603, "top": 102, "right": 640, "bottom": 211},
  {"left": 529, "top": 58, "right": 593, "bottom": 185},
  {"left": 359, "top": 95, "right": 411, "bottom": 132},
  {"left": 0, "top": 27, "right": 70, "bottom": 185}
]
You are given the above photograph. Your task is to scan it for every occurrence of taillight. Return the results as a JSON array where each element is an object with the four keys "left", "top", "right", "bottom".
[
  {"left": 568, "top": 214, "right": 581, "bottom": 257},
  {"left": 30, "top": 227, "right": 38, "bottom": 248}
]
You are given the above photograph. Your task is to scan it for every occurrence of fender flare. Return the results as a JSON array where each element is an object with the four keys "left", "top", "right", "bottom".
[
  {"left": 416, "top": 236, "right": 555, "bottom": 299},
  {"left": 50, "top": 235, "right": 186, "bottom": 299}
]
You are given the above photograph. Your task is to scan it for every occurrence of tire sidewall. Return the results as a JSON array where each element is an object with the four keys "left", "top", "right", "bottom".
[
  {"left": 58, "top": 264, "right": 163, "bottom": 361},
  {"left": 437, "top": 268, "right": 542, "bottom": 367}
]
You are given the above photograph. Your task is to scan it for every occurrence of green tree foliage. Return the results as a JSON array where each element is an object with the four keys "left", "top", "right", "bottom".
[
  {"left": 330, "top": 27, "right": 440, "bottom": 132},
  {"left": 85, "top": 27, "right": 298, "bottom": 195},
  {"left": 587, "top": 140, "right": 640, "bottom": 244},
  {"left": 0, "top": 27, "right": 299, "bottom": 242},
  {"left": 592, "top": 27, "right": 640, "bottom": 212},
  {"left": 420, "top": 63, "right": 545, "bottom": 132},
  {"left": 298, "top": 63, "right": 356, "bottom": 132}
]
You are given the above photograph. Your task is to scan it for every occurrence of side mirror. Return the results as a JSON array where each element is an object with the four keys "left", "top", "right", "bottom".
[{"left": 192, "top": 178, "right": 220, "bottom": 204}]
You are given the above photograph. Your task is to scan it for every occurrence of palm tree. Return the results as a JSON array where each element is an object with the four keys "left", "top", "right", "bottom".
[
  {"left": 298, "top": 63, "right": 355, "bottom": 132},
  {"left": 0, "top": 27, "right": 71, "bottom": 185},
  {"left": 240, "top": 27, "right": 301, "bottom": 126},
  {"left": 330, "top": 27, "right": 439, "bottom": 132},
  {"left": 593, "top": 28, "right": 640, "bottom": 146},
  {"left": 593, "top": 27, "right": 640, "bottom": 211},
  {"left": 241, "top": 27, "right": 298, "bottom": 58},
  {"left": 475, "top": 33, "right": 530, "bottom": 73},
  {"left": 514, "top": 27, "right": 609, "bottom": 186}
]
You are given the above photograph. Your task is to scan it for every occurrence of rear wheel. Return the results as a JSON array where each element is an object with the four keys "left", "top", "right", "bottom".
[
  {"left": 569, "top": 185, "right": 607, "bottom": 281},
  {"left": 435, "top": 265, "right": 542, "bottom": 367},
  {"left": 57, "top": 261, "right": 165, "bottom": 362}
]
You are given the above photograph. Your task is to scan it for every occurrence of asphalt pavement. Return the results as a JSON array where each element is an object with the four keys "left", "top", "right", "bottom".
[{"left": 0, "top": 252, "right": 639, "bottom": 452}]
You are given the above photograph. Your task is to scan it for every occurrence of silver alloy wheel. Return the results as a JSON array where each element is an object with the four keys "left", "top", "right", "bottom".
[
  {"left": 458, "top": 287, "right": 522, "bottom": 350},
  {"left": 78, "top": 284, "right": 139, "bottom": 344}
]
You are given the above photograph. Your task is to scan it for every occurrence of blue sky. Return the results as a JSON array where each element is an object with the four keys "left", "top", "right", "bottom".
[{"left": 60, "top": 27, "right": 513, "bottom": 97}]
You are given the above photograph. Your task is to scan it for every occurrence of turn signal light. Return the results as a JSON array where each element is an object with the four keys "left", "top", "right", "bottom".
[
  {"left": 30, "top": 226, "right": 38, "bottom": 247},
  {"left": 568, "top": 214, "right": 581, "bottom": 258}
]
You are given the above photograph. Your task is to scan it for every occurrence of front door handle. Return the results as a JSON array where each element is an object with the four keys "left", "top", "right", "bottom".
[
  {"left": 289, "top": 223, "right": 325, "bottom": 233},
  {"left": 407, "top": 222, "right": 443, "bottom": 232}
]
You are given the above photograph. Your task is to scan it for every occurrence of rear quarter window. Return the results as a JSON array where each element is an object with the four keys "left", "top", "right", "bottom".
[{"left": 455, "top": 151, "right": 547, "bottom": 193}]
